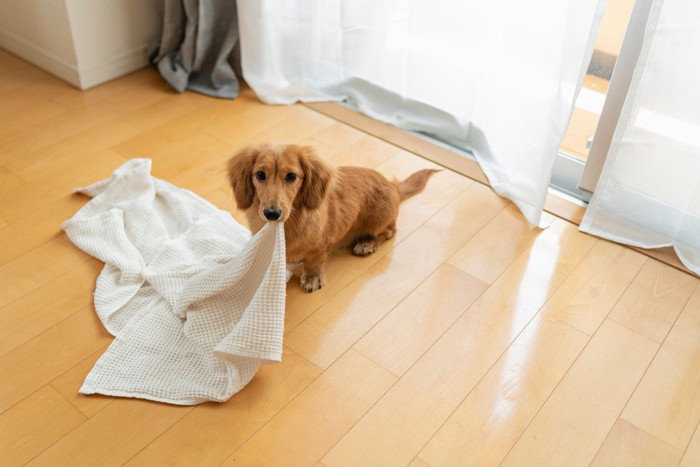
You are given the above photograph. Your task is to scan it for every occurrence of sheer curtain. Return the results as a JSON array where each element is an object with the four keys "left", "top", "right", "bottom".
[
  {"left": 580, "top": 0, "right": 700, "bottom": 275},
  {"left": 237, "top": 0, "right": 605, "bottom": 225}
]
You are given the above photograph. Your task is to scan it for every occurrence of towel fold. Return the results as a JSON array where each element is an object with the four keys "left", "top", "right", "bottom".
[{"left": 62, "top": 159, "right": 287, "bottom": 405}]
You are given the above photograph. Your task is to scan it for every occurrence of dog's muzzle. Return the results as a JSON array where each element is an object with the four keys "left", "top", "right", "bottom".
[{"left": 263, "top": 207, "right": 283, "bottom": 221}]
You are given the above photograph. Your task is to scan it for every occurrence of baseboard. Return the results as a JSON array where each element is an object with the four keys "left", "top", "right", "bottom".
[
  {"left": 0, "top": 28, "right": 81, "bottom": 88},
  {"left": 304, "top": 101, "right": 491, "bottom": 185},
  {"left": 0, "top": 28, "right": 150, "bottom": 90},
  {"left": 77, "top": 46, "right": 151, "bottom": 90}
]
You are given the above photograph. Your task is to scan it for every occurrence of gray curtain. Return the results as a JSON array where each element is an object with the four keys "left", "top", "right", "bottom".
[{"left": 151, "top": 0, "right": 241, "bottom": 99}]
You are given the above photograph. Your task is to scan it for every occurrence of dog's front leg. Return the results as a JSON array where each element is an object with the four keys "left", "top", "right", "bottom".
[{"left": 300, "top": 249, "right": 328, "bottom": 293}]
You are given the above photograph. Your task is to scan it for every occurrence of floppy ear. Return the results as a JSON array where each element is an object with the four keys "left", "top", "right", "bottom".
[
  {"left": 227, "top": 147, "right": 257, "bottom": 209},
  {"left": 296, "top": 146, "right": 333, "bottom": 210}
]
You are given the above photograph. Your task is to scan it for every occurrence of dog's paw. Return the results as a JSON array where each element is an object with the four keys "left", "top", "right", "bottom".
[
  {"left": 300, "top": 273, "right": 326, "bottom": 293},
  {"left": 352, "top": 240, "right": 376, "bottom": 256}
]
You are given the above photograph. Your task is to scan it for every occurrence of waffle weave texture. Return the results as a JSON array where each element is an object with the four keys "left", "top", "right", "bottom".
[{"left": 62, "top": 159, "right": 287, "bottom": 405}]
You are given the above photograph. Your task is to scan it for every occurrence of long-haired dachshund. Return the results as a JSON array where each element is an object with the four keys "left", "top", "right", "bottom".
[{"left": 227, "top": 143, "right": 437, "bottom": 292}]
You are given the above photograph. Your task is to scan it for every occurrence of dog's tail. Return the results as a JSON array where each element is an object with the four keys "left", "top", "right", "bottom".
[{"left": 396, "top": 169, "right": 440, "bottom": 201}]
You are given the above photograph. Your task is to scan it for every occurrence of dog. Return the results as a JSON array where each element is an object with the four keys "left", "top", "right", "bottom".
[{"left": 227, "top": 143, "right": 437, "bottom": 292}]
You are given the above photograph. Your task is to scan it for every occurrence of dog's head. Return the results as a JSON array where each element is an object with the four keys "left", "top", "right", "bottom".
[{"left": 227, "top": 144, "right": 333, "bottom": 223}]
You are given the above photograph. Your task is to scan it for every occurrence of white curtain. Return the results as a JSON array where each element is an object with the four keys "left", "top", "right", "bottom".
[
  {"left": 580, "top": 0, "right": 700, "bottom": 275},
  {"left": 237, "top": 0, "right": 605, "bottom": 225}
]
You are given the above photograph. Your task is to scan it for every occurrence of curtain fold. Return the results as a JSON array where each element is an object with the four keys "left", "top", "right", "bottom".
[
  {"left": 152, "top": 0, "right": 241, "bottom": 99},
  {"left": 237, "top": 0, "right": 606, "bottom": 225},
  {"left": 580, "top": 0, "right": 700, "bottom": 275}
]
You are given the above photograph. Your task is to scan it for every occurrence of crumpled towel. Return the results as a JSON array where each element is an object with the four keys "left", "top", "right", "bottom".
[{"left": 61, "top": 159, "right": 287, "bottom": 405}]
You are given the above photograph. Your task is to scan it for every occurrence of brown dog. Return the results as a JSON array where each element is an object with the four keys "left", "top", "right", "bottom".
[{"left": 227, "top": 143, "right": 437, "bottom": 292}]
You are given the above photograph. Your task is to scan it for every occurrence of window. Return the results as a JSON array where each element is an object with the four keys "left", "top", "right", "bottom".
[{"left": 551, "top": 0, "right": 640, "bottom": 202}]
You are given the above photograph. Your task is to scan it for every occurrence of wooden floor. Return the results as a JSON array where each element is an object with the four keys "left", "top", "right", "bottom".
[{"left": 2, "top": 50, "right": 700, "bottom": 467}]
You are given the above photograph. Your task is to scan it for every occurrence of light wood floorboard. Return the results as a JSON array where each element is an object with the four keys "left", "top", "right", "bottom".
[{"left": 2, "top": 50, "right": 699, "bottom": 466}]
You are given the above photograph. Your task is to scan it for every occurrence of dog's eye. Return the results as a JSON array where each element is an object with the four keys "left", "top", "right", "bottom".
[
  {"left": 255, "top": 171, "right": 266, "bottom": 181},
  {"left": 285, "top": 173, "right": 297, "bottom": 182}
]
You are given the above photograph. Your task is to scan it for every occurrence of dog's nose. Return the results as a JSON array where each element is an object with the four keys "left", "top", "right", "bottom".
[{"left": 263, "top": 207, "right": 283, "bottom": 221}]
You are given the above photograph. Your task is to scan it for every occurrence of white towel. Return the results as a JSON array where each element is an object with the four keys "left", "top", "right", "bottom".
[{"left": 62, "top": 159, "right": 287, "bottom": 405}]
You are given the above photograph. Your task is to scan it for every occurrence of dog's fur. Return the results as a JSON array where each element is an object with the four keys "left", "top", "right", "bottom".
[{"left": 227, "top": 143, "right": 437, "bottom": 292}]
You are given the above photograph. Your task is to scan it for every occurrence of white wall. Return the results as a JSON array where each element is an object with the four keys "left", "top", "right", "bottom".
[
  {"left": 0, "top": 0, "right": 162, "bottom": 89},
  {"left": 0, "top": 0, "right": 80, "bottom": 85}
]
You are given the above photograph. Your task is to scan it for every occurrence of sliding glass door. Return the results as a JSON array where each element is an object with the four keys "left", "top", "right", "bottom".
[{"left": 552, "top": 0, "right": 644, "bottom": 203}]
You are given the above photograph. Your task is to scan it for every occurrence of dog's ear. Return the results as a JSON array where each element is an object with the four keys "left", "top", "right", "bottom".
[
  {"left": 296, "top": 146, "right": 333, "bottom": 210},
  {"left": 227, "top": 146, "right": 257, "bottom": 209}
]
